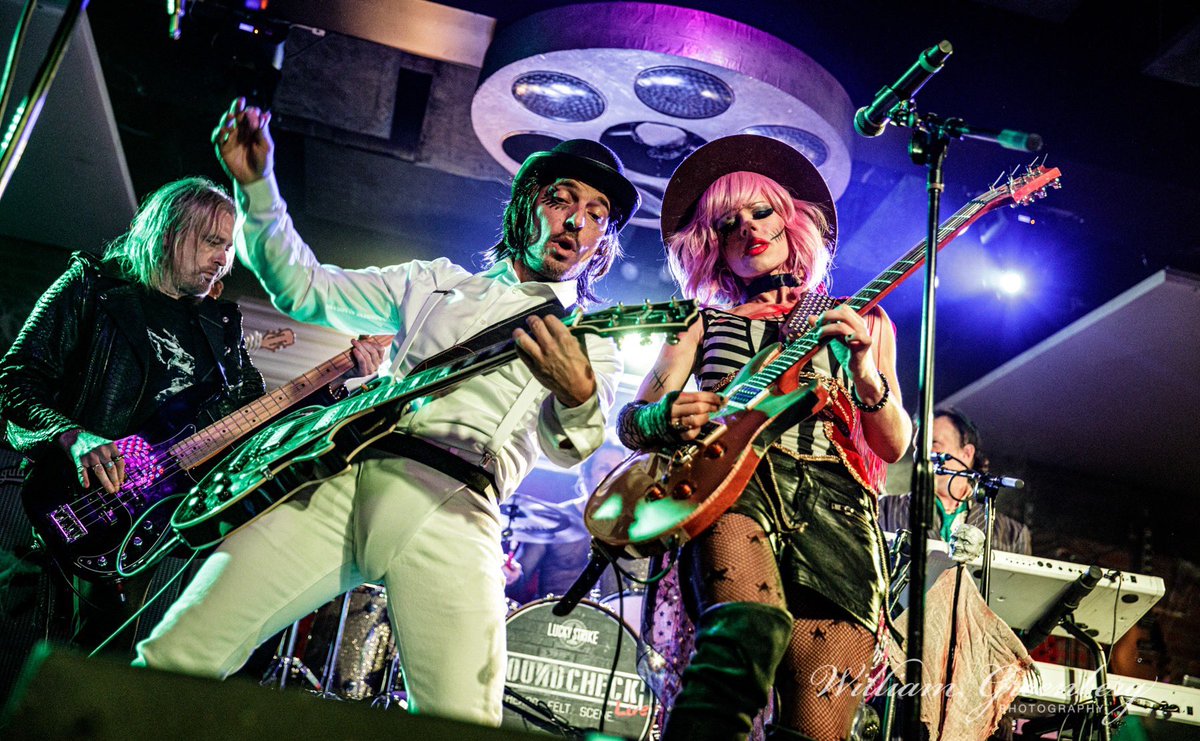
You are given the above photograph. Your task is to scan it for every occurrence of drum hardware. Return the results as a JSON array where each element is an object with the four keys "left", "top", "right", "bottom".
[
  {"left": 260, "top": 619, "right": 322, "bottom": 692},
  {"left": 500, "top": 493, "right": 590, "bottom": 545},
  {"left": 310, "top": 591, "right": 353, "bottom": 700},
  {"left": 258, "top": 584, "right": 398, "bottom": 702},
  {"left": 368, "top": 654, "right": 408, "bottom": 710}
]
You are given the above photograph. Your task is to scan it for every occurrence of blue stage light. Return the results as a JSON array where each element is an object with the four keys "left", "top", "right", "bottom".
[{"left": 996, "top": 270, "right": 1026, "bottom": 296}]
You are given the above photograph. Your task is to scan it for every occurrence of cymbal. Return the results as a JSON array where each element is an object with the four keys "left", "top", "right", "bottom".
[{"left": 500, "top": 492, "right": 588, "bottom": 544}]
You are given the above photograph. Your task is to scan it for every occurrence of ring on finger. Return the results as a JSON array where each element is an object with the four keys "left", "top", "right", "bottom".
[
  {"left": 672, "top": 417, "right": 687, "bottom": 431},
  {"left": 104, "top": 460, "right": 116, "bottom": 469}
]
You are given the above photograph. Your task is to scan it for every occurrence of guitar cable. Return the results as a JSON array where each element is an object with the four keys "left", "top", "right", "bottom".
[
  {"left": 595, "top": 550, "right": 678, "bottom": 736},
  {"left": 87, "top": 549, "right": 199, "bottom": 658}
]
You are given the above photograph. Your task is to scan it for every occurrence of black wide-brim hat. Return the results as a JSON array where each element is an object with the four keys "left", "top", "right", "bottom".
[
  {"left": 512, "top": 139, "right": 641, "bottom": 233},
  {"left": 660, "top": 134, "right": 837, "bottom": 248}
]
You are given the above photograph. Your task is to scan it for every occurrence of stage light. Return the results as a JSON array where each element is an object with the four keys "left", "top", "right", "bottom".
[
  {"left": 740, "top": 125, "right": 829, "bottom": 167},
  {"left": 618, "top": 334, "right": 668, "bottom": 380},
  {"left": 996, "top": 270, "right": 1026, "bottom": 296},
  {"left": 511, "top": 72, "right": 605, "bottom": 122},
  {"left": 634, "top": 66, "right": 735, "bottom": 119}
]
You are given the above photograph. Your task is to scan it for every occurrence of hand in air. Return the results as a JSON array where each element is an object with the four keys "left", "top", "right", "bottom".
[
  {"left": 213, "top": 97, "right": 274, "bottom": 185},
  {"left": 513, "top": 315, "right": 596, "bottom": 408},
  {"left": 57, "top": 428, "right": 125, "bottom": 493},
  {"left": 667, "top": 391, "right": 723, "bottom": 441}
]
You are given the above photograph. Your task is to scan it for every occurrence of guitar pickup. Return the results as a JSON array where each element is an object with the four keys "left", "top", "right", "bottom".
[{"left": 49, "top": 505, "right": 87, "bottom": 544}]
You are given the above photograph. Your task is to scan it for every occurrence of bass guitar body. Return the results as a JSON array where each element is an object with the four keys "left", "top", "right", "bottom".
[{"left": 20, "top": 383, "right": 221, "bottom": 579}]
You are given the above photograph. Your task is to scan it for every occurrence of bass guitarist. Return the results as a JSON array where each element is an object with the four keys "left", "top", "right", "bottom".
[
  {"left": 0, "top": 177, "right": 384, "bottom": 654},
  {"left": 616, "top": 135, "right": 911, "bottom": 741},
  {"left": 133, "top": 99, "right": 638, "bottom": 727}
]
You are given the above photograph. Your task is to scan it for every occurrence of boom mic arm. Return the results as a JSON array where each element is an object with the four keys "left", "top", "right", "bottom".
[{"left": 1020, "top": 565, "right": 1103, "bottom": 649}]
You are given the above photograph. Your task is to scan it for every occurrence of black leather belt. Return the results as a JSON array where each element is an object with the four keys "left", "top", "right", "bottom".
[{"left": 367, "top": 432, "right": 499, "bottom": 500}]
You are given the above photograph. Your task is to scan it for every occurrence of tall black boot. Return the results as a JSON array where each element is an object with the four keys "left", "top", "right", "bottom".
[{"left": 661, "top": 601, "right": 793, "bottom": 741}]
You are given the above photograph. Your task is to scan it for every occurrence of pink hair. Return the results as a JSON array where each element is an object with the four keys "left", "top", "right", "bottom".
[{"left": 665, "top": 171, "right": 833, "bottom": 307}]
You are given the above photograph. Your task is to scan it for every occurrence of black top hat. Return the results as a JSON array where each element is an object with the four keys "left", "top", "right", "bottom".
[
  {"left": 660, "top": 134, "right": 836, "bottom": 248},
  {"left": 512, "top": 139, "right": 641, "bottom": 233}
]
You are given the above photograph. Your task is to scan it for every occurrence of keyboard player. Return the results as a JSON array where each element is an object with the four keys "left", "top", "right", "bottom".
[{"left": 878, "top": 407, "right": 1032, "bottom": 554}]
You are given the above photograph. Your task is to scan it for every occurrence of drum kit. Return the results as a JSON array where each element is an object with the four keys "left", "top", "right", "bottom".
[{"left": 255, "top": 491, "right": 658, "bottom": 739}]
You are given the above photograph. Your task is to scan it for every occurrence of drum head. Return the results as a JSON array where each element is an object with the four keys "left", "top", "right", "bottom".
[
  {"left": 597, "top": 590, "right": 645, "bottom": 637},
  {"left": 502, "top": 599, "right": 654, "bottom": 739}
]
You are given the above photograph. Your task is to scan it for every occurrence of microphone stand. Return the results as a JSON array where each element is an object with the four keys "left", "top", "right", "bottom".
[
  {"left": 896, "top": 98, "right": 952, "bottom": 741},
  {"left": 865, "top": 91, "right": 1043, "bottom": 739},
  {"left": 978, "top": 480, "right": 998, "bottom": 601}
]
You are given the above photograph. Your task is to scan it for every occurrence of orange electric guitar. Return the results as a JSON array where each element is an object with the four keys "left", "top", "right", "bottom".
[{"left": 586, "top": 165, "right": 1063, "bottom": 557}]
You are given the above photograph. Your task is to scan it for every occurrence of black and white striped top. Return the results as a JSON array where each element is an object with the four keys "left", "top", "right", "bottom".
[{"left": 694, "top": 307, "right": 852, "bottom": 460}]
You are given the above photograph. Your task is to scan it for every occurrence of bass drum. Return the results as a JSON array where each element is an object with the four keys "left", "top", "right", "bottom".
[
  {"left": 597, "top": 590, "right": 645, "bottom": 636},
  {"left": 502, "top": 599, "right": 654, "bottom": 740}
]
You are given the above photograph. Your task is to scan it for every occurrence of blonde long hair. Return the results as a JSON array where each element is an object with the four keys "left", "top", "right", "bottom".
[
  {"left": 665, "top": 171, "right": 833, "bottom": 307},
  {"left": 104, "top": 177, "right": 235, "bottom": 294}
]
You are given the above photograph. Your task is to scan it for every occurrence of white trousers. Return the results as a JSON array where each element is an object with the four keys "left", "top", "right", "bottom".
[{"left": 134, "top": 457, "right": 508, "bottom": 726}]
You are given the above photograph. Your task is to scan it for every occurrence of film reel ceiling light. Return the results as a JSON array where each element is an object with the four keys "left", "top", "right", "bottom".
[{"left": 472, "top": 2, "right": 854, "bottom": 230}]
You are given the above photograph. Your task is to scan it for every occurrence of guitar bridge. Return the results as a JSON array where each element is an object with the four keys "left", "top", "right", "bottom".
[
  {"left": 669, "top": 443, "right": 698, "bottom": 468},
  {"left": 49, "top": 505, "right": 87, "bottom": 544}
]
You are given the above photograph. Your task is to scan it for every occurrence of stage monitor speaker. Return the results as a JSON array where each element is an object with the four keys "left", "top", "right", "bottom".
[{"left": 1, "top": 642, "right": 551, "bottom": 740}]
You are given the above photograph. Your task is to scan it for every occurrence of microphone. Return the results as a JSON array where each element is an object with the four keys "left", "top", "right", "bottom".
[
  {"left": 932, "top": 460, "right": 1025, "bottom": 491},
  {"left": 1020, "top": 565, "right": 1103, "bottom": 649},
  {"left": 552, "top": 543, "right": 612, "bottom": 617},
  {"left": 855, "top": 40, "right": 954, "bottom": 138},
  {"left": 980, "top": 473, "right": 1025, "bottom": 490}
]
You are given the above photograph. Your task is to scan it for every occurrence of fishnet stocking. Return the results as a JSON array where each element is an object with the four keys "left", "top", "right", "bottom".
[
  {"left": 775, "top": 611, "right": 875, "bottom": 741},
  {"left": 689, "top": 513, "right": 875, "bottom": 741},
  {"left": 689, "top": 513, "right": 787, "bottom": 609}
]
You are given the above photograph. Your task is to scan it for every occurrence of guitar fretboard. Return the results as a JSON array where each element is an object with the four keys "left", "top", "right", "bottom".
[
  {"left": 725, "top": 190, "right": 996, "bottom": 408},
  {"left": 303, "top": 336, "right": 521, "bottom": 435},
  {"left": 168, "top": 350, "right": 359, "bottom": 469}
]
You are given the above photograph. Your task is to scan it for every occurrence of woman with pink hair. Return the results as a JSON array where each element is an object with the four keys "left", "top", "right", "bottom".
[{"left": 617, "top": 135, "right": 911, "bottom": 741}]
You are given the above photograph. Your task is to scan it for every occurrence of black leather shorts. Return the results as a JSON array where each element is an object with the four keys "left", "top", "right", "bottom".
[{"left": 728, "top": 451, "right": 887, "bottom": 632}]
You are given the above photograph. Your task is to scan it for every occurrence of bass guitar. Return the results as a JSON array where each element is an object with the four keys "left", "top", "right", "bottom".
[
  {"left": 585, "top": 166, "right": 1063, "bottom": 557},
  {"left": 22, "top": 335, "right": 392, "bottom": 578},
  {"left": 168, "top": 300, "right": 700, "bottom": 550}
]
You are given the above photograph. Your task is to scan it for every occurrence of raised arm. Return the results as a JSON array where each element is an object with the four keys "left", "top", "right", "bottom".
[{"left": 213, "top": 98, "right": 416, "bottom": 336}]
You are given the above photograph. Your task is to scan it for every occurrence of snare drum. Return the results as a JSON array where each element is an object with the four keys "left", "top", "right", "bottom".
[{"left": 502, "top": 599, "right": 654, "bottom": 740}]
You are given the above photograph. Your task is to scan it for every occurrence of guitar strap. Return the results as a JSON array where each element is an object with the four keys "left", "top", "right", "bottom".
[{"left": 778, "top": 292, "right": 842, "bottom": 344}]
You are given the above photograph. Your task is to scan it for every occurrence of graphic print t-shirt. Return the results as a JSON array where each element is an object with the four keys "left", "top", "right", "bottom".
[{"left": 134, "top": 291, "right": 219, "bottom": 423}]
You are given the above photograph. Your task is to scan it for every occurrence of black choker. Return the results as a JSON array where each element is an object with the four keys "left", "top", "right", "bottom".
[{"left": 743, "top": 273, "right": 801, "bottom": 298}]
